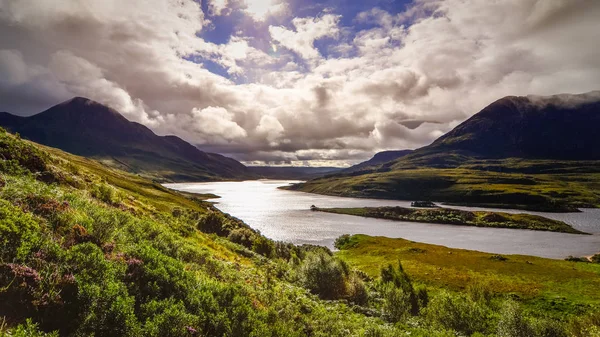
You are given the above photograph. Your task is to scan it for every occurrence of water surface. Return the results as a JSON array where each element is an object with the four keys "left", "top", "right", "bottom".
[{"left": 166, "top": 180, "right": 600, "bottom": 259}]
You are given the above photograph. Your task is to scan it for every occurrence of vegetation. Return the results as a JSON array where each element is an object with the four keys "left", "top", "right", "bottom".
[
  {"left": 1, "top": 127, "right": 600, "bottom": 336},
  {"left": 284, "top": 158, "right": 600, "bottom": 212},
  {"left": 315, "top": 206, "right": 586, "bottom": 234},
  {"left": 335, "top": 235, "right": 600, "bottom": 315}
]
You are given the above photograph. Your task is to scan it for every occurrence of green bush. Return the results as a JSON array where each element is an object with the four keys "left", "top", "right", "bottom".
[
  {"left": 91, "top": 182, "right": 123, "bottom": 205},
  {"left": 299, "top": 251, "right": 349, "bottom": 300},
  {"left": 197, "top": 212, "right": 226, "bottom": 235},
  {"left": 425, "top": 291, "right": 489, "bottom": 335},
  {"left": 252, "top": 236, "right": 274, "bottom": 258},
  {"left": 497, "top": 300, "right": 534, "bottom": 337},
  {"left": 0, "top": 199, "right": 41, "bottom": 261},
  {"left": 0, "top": 319, "right": 59, "bottom": 337},
  {"left": 334, "top": 234, "right": 352, "bottom": 250}
]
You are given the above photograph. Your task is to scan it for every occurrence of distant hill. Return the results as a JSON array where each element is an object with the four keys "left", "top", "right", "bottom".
[
  {"left": 249, "top": 166, "right": 342, "bottom": 180},
  {"left": 0, "top": 97, "right": 255, "bottom": 182},
  {"left": 414, "top": 91, "right": 600, "bottom": 160},
  {"left": 286, "top": 91, "right": 600, "bottom": 211},
  {"left": 343, "top": 150, "right": 412, "bottom": 172}
]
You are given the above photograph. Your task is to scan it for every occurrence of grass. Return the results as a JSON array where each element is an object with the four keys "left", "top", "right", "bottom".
[
  {"left": 286, "top": 161, "right": 600, "bottom": 212},
  {"left": 335, "top": 234, "right": 600, "bottom": 315},
  {"left": 315, "top": 206, "right": 586, "bottom": 234}
]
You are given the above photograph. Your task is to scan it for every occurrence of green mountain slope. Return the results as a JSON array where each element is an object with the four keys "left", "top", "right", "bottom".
[{"left": 0, "top": 97, "right": 255, "bottom": 182}]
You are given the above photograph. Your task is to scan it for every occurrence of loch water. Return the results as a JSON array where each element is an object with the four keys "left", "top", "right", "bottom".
[{"left": 166, "top": 180, "right": 600, "bottom": 259}]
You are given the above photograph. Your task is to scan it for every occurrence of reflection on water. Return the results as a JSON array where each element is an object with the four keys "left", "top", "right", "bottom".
[{"left": 166, "top": 180, "right": 600, "bottom": 259}]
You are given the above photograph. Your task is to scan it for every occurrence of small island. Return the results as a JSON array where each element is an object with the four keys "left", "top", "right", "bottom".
[
  {"left": 314, "top": 206, "right": 586, "bottom": 234},
  {"left": 411, "top": 201, "right": 437, "bottom": 208}
]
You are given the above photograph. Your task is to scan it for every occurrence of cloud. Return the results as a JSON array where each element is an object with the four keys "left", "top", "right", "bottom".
[
  {"left": 244, "top": 0, "right": 287, "bottom": 21},
  {"left": 0, "top": 0, "right": 599, "bottom": 166},
  {"left": 208, "top": 0, "right": 230, "bottom": 16},
  {"left": 269, "top": 14, "right": 340, "bottom": 60}
]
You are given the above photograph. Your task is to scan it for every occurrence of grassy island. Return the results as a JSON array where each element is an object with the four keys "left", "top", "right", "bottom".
[{"left": 315, "top": 206, "right": 586, "bottom": 234}]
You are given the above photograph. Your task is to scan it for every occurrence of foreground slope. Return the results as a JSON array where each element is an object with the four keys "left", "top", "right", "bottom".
[
  {"left": 288, "top": 92, "right": 600, "bottom": 211},
  {"left": 1, "top": 129, "right": 599, "bottom": 336},
  {"left": 0, "top": 97, "right": 254, "bottom": 182}
]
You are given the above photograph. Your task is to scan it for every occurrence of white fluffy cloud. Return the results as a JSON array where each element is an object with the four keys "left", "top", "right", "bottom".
[
  {"left": 0, "top": 0, "right": 599, "bottom": 166},
  {"left": 269, "top": 14, "right": 340, "bottom": 60}
]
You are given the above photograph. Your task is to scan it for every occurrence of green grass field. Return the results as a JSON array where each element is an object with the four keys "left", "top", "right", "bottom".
[
  {"left": 287, "top": 162, "right": 600, "bottom": 212},
  {"left": 335, "top": 235, "right": 600, "bottom": 315}
]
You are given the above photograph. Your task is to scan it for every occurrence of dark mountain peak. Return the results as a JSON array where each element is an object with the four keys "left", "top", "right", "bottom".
[
  {"left": 42, "top": 96, "right": 126, "bottom": 122},
  {"left": 420, "top": 91, "right": 600, "bottom": 160},
  {"left": 62, "top": 96, "right": 95, "bottom": 106},
  {"left": 0, "top": 97, "right": 254, "bottom": 181}
]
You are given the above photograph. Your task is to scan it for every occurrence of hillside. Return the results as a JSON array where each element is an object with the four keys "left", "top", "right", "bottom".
[
  {"left": 343, "top": 150, "right": 412, "bottom": 173},
  {"left": 286, "top": 92, "right": 600, "bottom": 211},
  {"left": 1, "top": 128, "right": 599, "bottom": 336},
  {"left": 0, "top": 97, "right": 255, "bottom": 182},
  {"left": 414, "top": 91, "right": 600, "bottom": 160}
]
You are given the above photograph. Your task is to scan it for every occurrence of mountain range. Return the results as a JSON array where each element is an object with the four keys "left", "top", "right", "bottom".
[{"left": 0, "top": 97, "right": 256, "bottom": 182}]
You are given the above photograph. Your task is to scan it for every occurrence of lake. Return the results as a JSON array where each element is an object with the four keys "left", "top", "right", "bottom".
[{"left": 165, "top": 180, "right": 600, "bottom": 259}]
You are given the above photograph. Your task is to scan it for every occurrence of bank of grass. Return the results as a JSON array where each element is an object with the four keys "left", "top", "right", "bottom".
[
  {"left": 335, "top": 234, "right": 600, "bottom": 315},
  {"left": 315, "top": 206, "right": 586, "bottom": 234}
]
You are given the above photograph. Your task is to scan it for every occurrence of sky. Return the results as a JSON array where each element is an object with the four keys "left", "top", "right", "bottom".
[{"left": 0, "top": 0, "right": 599, "bottom": 167}]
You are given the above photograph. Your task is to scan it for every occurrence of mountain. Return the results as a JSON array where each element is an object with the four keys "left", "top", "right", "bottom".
[
  {"left": 249, "top": 166, "right": 342, "bottom": 180},
  {"left": 413, "top": 91, "right": 600, "bottom": 160},
  {"left": 343, "top": 150, "right": 412, "bottom": 172},
  {"left": 0, "top": 97, "right": 254, "bottom": 182},
  {"left": 286, "top": 92, "right": 600, "bottom": 211}
]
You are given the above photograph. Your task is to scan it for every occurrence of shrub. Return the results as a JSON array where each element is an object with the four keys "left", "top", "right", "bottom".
[
  {"left": 1, "top": 319, "right": 59, "bottom": 337},
  {"left": 140, "top": 299, "right": 200, "bottom": 337},
  {"left": 91, "top": 183, "right": 122, "bottom": 205},
  {"left": 380, "top": 282, "right": 414, "bottom": 321},
  {"left": 425, "top": 291, "right": 489, "bottom": 335},
  {"left": 346, "top": 273, "right": 368, "bottom": 306},
  {"left": 497, "top": 300, "right": 534, "bottom": 337},
  {"left": 334, "top": 234, "right": 352, "bottom": 250},
  {"left": 252, "top": 236, "right": 274, "bottom": 258},
  {"left": 197, "top": 212, "right": 226, "bottom": 235},
  {"left": 590, "top": 254, "right": 600, "bottom": 264},
  {"left": 378, "top": 262, "right": 420, "bottom": 319},
  {"left": 299, "top": 251, "right": 349, "bottom": 300},
  {"left": 0, "top": 199, "right": 41, "bottom": 261},
  {"left": 227, "top": 227, "right": 256, "bottom": 249}
]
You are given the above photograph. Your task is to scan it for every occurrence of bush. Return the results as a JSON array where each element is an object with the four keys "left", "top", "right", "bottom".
[
  {"left": 91, "top": 183, "right": 122, "bottom": 205},
  {"left": 334, "top": 234, "right": 352, "bottom": 250},
  {"left": 1, "top": 319, "right": 59, "bottom": 337},
  {"left": 252, "top": 236, "right": 274, "bottom": 258},
  {"left": 228, "top": 227, "right": 256, "bottom": 248},
  {"left": 197, "top": 212, "right": 226, "bottom": 235},
  {"left": 0, "top": 199, "right": 41, "bottom": 261},
  {"left": 497, "top": 300, "right": 534, "bottom": 337},
  {"left": 425, "top": 291, "right": 489, "bottom": 335},
  {"left": 299, "top": 251, "right": 349, "bottom": 300},
  {"left": 378, "top": 262, "right": 421, "bottom": 320}
]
